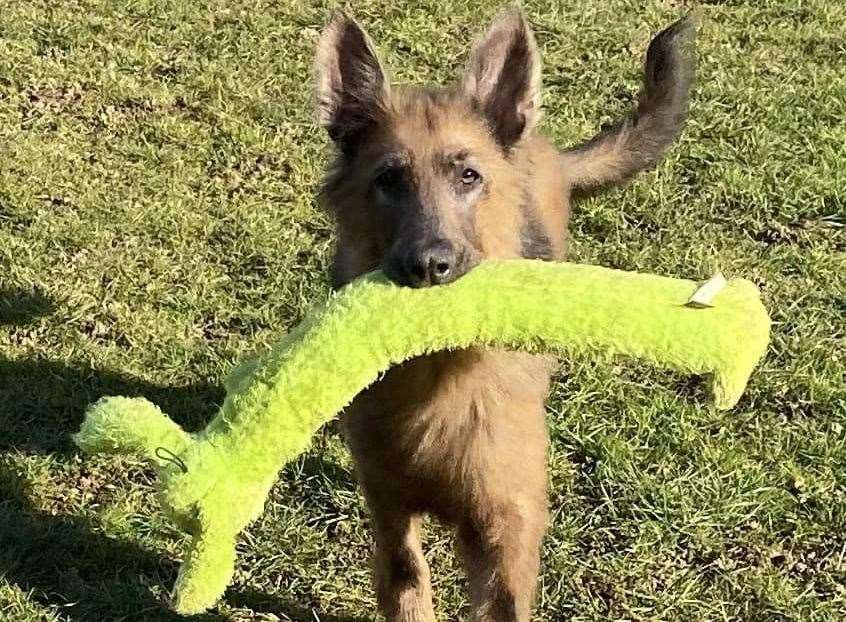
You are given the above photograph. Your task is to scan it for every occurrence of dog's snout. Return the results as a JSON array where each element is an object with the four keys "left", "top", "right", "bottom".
[{"left": 391, "top": 240, "right": 464, "bottom": 287}]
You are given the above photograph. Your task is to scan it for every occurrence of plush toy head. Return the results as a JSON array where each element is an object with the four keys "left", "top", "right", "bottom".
[{"left": 74, "top": 260, "right": 770, "bottom": 614}]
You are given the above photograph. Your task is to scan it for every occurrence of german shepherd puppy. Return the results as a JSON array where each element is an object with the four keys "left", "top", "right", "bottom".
[{"left": 315, "top": 8, "right": 695, "bottom": 621}]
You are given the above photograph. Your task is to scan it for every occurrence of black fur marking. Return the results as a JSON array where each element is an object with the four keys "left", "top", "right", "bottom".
[{"left": 519, "top": 191, "right": 553, "bottom": 260}]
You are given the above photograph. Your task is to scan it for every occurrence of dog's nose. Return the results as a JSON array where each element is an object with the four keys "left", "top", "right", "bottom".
[{"left": 404, "top": 240, "right": 459, "bottom": 287}]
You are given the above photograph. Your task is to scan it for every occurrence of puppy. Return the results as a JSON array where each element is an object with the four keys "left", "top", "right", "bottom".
[{"left": 314, "top": 9, "right": 695, "bottom": 621}]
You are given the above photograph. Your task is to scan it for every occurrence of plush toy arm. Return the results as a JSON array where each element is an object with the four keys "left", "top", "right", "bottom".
[{"left": 73, "top": 396, "right": 192, "bottom": 460}]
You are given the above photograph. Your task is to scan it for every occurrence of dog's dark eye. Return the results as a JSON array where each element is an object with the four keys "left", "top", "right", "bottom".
[
  {"left": 376, "top": 167, "right": 403, "bottom": 189},
  {"left": 460, "top": 168, "right": 480, "bottom": 185}
]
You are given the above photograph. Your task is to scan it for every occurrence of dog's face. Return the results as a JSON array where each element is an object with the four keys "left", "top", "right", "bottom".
[{"left": 316, "top": 11, "right": 542, "bottom": 288}]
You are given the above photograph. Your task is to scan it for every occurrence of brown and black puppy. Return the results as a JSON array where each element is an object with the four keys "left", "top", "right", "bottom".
[{"left": 314, "top": 9, "right": 695, "bottom": 621}]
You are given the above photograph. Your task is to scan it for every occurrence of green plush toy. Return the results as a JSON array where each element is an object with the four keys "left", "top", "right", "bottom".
[{"left": 74, "top": 259, "right": 770, "bottom": 614}]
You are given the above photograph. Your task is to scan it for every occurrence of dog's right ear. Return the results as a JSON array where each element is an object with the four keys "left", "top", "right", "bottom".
[{"left": 315, "top": 12, "right": 390, "bottom": 153}]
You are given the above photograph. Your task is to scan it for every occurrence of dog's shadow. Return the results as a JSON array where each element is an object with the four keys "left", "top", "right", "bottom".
[
  {"left": 0, "top": 288, "right": 368, "bottom": 621},
  {"left": 0, "top": 354, "right": 224, "bottom": 454},
  {"left": 0, "top": 471, "right": 368, "bottom": 621},
  {"left": 0, "top": 285, "right": 225, "bottom": 453}
]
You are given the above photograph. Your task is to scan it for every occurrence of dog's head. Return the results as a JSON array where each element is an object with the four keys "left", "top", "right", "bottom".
[
  {"left": 316, "top": 10, "right": 542, "bottom": 288},
  {"left": 315, "top": 10, "right": 695, "bottom": 288}
]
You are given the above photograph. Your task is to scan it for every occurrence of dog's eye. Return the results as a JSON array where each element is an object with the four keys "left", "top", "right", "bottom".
[
  {"left": 460, "top": 168, "right": 480, "bottom": 185},
  {"left": 376, "top": 167, "right": 403, "bottom": 189}
]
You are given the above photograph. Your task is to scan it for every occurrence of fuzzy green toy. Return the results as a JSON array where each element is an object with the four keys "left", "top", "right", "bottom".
[{"left": 74, "top": 260, "right": 770, "bottom": 614}]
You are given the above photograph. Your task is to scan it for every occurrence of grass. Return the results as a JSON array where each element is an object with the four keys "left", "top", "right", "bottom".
[{"left": 0, "top": 0, "right": 844, "bottom": 620}]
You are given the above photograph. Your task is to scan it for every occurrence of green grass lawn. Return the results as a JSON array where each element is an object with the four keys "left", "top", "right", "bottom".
[{"left": 1, "top": 1, "right": 844, "bottom": 620}]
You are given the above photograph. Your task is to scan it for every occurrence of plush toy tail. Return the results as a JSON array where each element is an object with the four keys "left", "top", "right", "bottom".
[{"left": 73, "top": 396, "right": 192, "bottom": 460}]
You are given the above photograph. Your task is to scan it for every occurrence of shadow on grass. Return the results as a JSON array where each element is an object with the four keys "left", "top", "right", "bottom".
[
  {"left": 0, "top": 286, "right": 54, "bottom": 327},
  {"left": 0, "top": 357, "right": 225, "bottom": 453},
  {"left": 0, "top": 470, "right": 369, "bottom": 621},
  {"left": 0, "top": 467, "right": 222, "bottom": 621},
  {"left": 0, "top": 445, "right": 367, "bottom": 620}
]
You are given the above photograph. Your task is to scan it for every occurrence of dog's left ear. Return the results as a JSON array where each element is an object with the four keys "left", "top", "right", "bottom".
[{"left": 461, "top": 9, "right": 541, "bottom": 148}]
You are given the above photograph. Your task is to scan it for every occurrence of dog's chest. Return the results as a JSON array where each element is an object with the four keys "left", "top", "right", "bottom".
[{"left": 343, "top": 349, "right": 553, "bottom": 510}]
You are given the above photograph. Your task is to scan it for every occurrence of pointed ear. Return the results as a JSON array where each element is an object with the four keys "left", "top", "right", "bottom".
[
  {"left": 461, "top": 9, "right": 542, "bottom": 148},
  {"left": 315, "top": 12, "right": 390, "bottom": 152}
]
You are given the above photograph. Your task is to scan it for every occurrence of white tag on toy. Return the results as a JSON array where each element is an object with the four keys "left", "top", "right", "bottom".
[{"left": 686, "top": 272, "right": 727, "bottom": 308}]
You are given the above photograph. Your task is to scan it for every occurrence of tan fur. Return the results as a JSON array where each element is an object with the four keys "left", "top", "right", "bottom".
[
  {"left": 314, "top": 10, "right": 694, "bottom": 621},
  {"left": 328, "top": 92, "right": 567, "bottom": 622}
]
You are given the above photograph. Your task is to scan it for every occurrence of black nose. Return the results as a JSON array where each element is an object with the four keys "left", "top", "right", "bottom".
[{"left": 401, "top": 240, "right": 459, "bottom": 287}]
